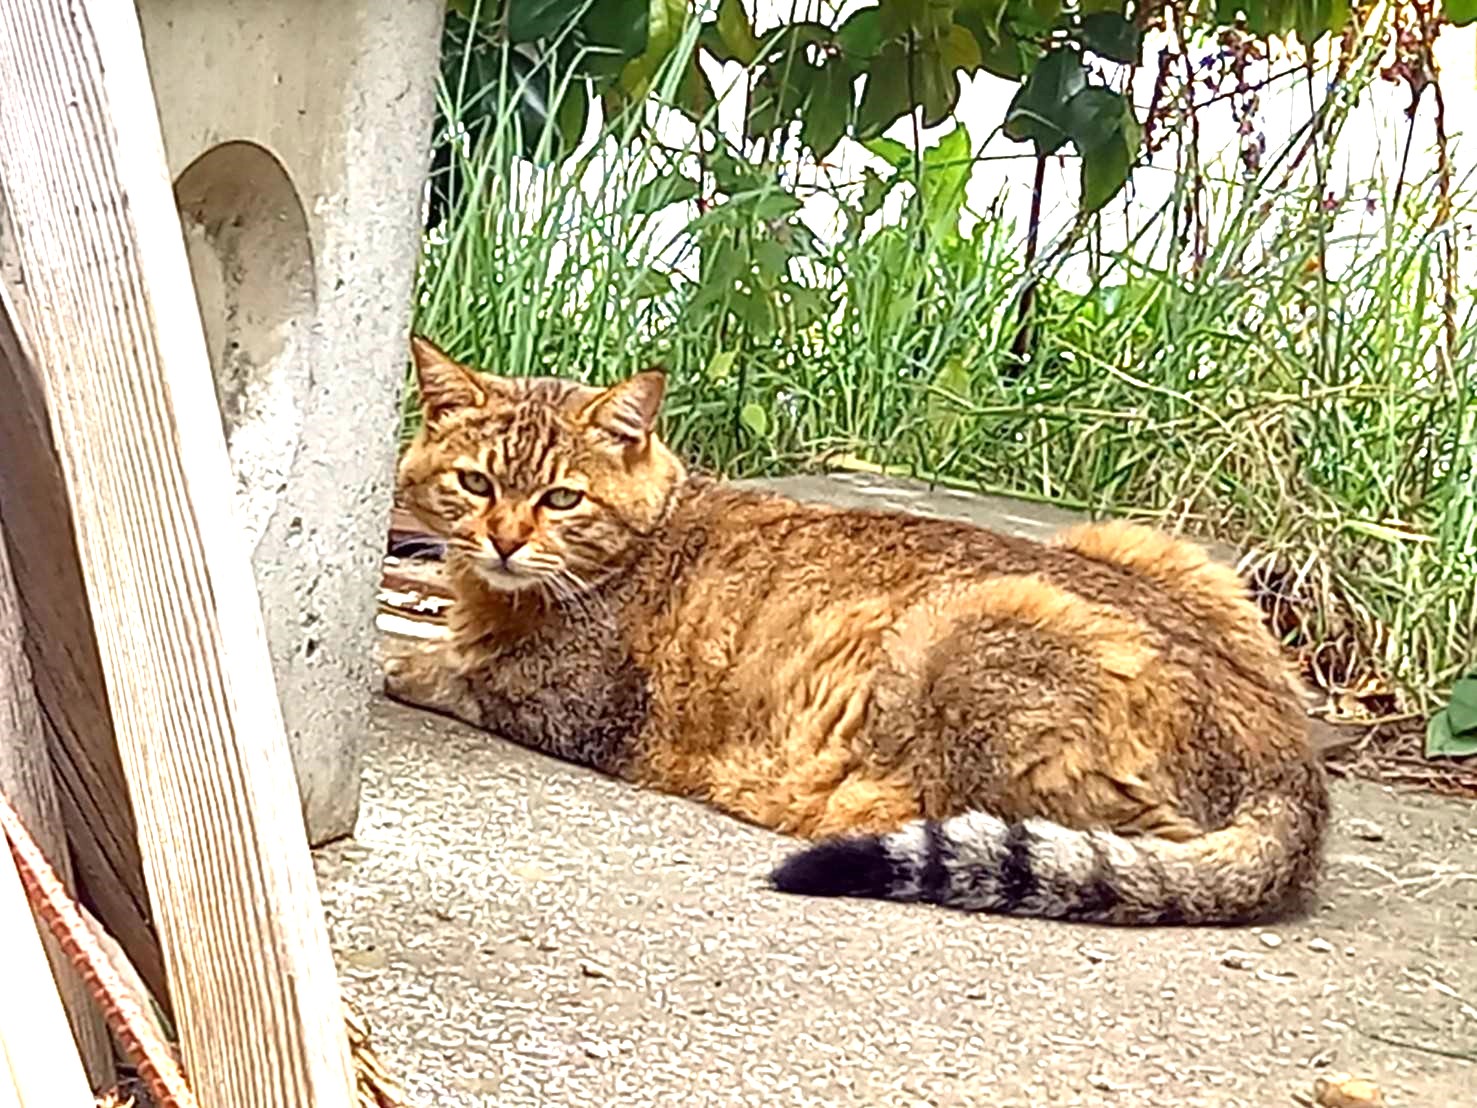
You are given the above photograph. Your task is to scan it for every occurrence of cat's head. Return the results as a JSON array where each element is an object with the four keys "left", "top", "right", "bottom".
[{"left": 397, "top": 337, "right": 685, "bottom": 593}]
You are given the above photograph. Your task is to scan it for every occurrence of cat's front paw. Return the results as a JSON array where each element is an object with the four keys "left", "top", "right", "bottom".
[
  {"left": 380, "top": 653, "right": 409, "bottom": 695},
  {"left": 377, "top": 638, "right": 481, "bottom": 726},
  {"left": 377, "top": 639, "right": 438, "bottom": 703}
]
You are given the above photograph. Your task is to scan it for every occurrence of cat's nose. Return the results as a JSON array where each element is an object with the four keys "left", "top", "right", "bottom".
[{"left": 489, "top": 534, "right": 526, "bottom": 561}]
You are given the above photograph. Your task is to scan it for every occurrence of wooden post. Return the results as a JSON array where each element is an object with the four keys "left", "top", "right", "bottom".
[
  {"left": 0, "top": 520, "right": 112, "bottom": 1089},
  {"left": 0, "top": 838, "right": 93, "bottom": 1108},
  {"left": 0, "top": 4, "right": 355, "bottom": 1107},
  {"left": 0, "top": 178, "right": 166, "bottom": 1008}
]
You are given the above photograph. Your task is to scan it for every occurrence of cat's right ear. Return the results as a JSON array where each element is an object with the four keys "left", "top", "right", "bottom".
[{"left": 410, "top": 336, "right": 486, "bottom": 420}]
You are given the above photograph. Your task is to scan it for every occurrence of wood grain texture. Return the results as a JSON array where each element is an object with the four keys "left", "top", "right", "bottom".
[
  {"left": 0, "top": 4, "right": 355, "bottom": 1107},
  {"left": 0, "top": 295, "right": 167, "bottom": 1010},
  {"left": 0, "top": 521, "right": 113, "bottom": 1090},
  {"left": 0, "top": 835, "right": 94, "bottom": 1108},
  {"left": 0, "top": 190, "right": 166, "bottom": 1008},
  {"left": 2, "top": 790, "right": 199, "bottom": 1108}
]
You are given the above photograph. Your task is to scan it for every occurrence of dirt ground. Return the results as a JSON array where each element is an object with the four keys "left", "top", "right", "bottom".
[{"left": 322, "top": 474, "right": 1477, "bottom": 1106}]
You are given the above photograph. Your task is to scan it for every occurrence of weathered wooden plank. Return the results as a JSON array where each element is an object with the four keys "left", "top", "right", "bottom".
[
  {"left": 0, "top": 836, "right": 94, "bottom": 1108},
  {"left": 0, "top": 4, "right": 355, "bottom": 1107},
  {"left": 0, "top": 184, "right": 166, "bottom": 1009},
  {"left": 0, "top": 519, "right": 113, "bottom": 1089}
]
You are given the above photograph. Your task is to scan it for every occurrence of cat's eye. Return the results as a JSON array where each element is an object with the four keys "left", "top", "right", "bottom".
[
  {"left": 540, "top": 487, "right": 584, "bottom": 511},
  {"left": 457, "top": 470, "right": 494, "bottom": 497}
]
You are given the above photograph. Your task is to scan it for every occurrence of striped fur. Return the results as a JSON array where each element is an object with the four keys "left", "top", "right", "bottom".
[
  {"left": 390, "top": 338, "right": 1330, "bottom": 928},
  {"left": 771, "top": 761, "right": 1326, "bottom": 924}
]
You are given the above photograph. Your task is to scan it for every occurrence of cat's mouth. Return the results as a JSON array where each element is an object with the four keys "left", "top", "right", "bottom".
[
  {"left": 472, "top": 561, "right": 544, "bottom": 592},
  {"left": 452, "top": 540, "right": 565, "bottom": 593}
]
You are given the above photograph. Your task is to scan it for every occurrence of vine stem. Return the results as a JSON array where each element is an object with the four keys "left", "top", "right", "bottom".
[
  {"left": 1009, "top": 152, "right": 1049, "bottom": 367},
  {"left": 1428, "top": 27, "right": 1458, "bottom": 383}
]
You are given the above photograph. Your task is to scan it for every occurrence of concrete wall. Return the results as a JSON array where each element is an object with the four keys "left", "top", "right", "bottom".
[{"left": 136, "top": 1, "right": 445, "bottom": 843}]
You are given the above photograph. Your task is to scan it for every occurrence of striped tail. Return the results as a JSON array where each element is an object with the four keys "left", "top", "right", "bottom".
[{"left": 769, "top": 763, "right": 1327, "bottom": 926}]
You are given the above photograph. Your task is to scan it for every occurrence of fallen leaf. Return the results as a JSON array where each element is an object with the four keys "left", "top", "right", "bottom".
[{"left": 1314, "top": 1074, "right": 1384, "bottom": 1107}]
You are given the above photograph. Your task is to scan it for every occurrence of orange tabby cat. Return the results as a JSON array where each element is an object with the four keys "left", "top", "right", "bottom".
[{"left": 386, "top": 337, "right": 1327, "bottom": 925}]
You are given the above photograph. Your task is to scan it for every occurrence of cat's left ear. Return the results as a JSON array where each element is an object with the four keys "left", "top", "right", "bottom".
[{"left": 582, "top": 370, "right": 666, "bottom": 443}]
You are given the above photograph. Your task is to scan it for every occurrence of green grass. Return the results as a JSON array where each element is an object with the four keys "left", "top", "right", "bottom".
[{"left": 412, "top": 14, "right": 1477, "bottom": 711}]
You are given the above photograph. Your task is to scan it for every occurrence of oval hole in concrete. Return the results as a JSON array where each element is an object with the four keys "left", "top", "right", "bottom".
[{"left": 174, "top": 141, "right": 315, "bottom": 552}]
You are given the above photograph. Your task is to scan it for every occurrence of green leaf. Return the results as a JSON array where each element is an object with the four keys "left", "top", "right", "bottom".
[
  {"left": 1427, "top": 707, "right": 1477, "bottom": 757},
  {"left": 926, "top": 356, "right": 972, "bottom": 445},
  {"left": 1063, "top": 86, "right": 1131, "bottom": 152},
  {"left": 857, "top": 42, "right": 914, "bottom": 138},
  {"left": 738, "top": 288, "right": 776, "bottom": 335},
  {"left": 1030, "top": 0, "right": 1065, "bottom": 25},
  {"left": 1447, "top": 675, "right": 1477, "bottom": 735},
  {"left": 1003, "top": 48, "right": 1086, "bottom": 156},
  {"left": 1062, "top": 85, "right": 1141, "bottom": 214},
  {"left": 1243, "top": 0, "right": 1297, "bottom": 36},
  {"left": 837, "top": 6, "right": 884, "bottom": 74},
  {"left": 705, "top": 349, "right": 739, "bottom": 382},
  {"left": 753, "top": 239, "right": 791, "bottom": 282},
  {"left": 918, "top": 56, "right": 962, "bottom": 128},
  {"left": 745, "top": 22, "right": 832, "bottom": 140},
  {"left": 782, "top": 284, "right": 830, "bottom": 329},
  {"left": 617, "top": 0, "right": 689, "bottom": 100},
  {"left": 692, "top": 240, "right": 745, "bottom": 312},
  {"left": 746, "top": 59, "right": 817, "bottom": 140},
  {"left": 920, "top": 123, "right": 973, "bottom": 238},
  {"left": 941, "top": 21, "right": 985, "bottom": 72},
  {"left": 858, "top": 167, "right": 893, "bottom": 215},
  {"left": 979, "top": 32, "right": 1041, "bottom": 79},
  {"left": 1078, "top": 12, "right": 1142, "bottom": 64},
  {"left": 579, "top": 0, "right": 651, "bottom": 72},
  {"left": 629, "top": 266, "right": 675, "bottom": 301},
  {"left": 776, "top": 220, "right": 820, "bottom": 258},
  {"left": 801, "top": 55, "right": 852, "bottom": 159},
  {"left": 756, "top": 20, "right": 832, "bottom": 63},
  {"left": 1079, "top": 109, "right": 1140, "bottom": 213},
  {"left": 864, "top": 136, "right": 913, "bottom": 172},
  {"left": 676, "top": 57, "right": 715, "bottom": 122},
  {"left": 552, "top": 78, "right": 591, "bottom": 157},
  {"left": 629, "top": 173, "right": 701, "bottom": 215},
  {"left": 1299, "top": 0, "right": 1353, "bottom": 44},
  {"left": 710, "top": 148, "right": 764, "bottom": 195},
  {"left": 1447, "top": 0, "right": 1477, "bottom": 24},
  {"left": 880, "top": 0, "right": 956, "bottom": 38},
  {"left": 1291, "top": 0, "right": 1326, "bottom": 43},
  {"left": 697, "top": 186, "right": 801, "bottom": 228},
  {"left": 715, "top": 0, "right": 759, "bottom": 64},
  {"left": 902, "top": 22, "right": 981, "bottom": 128},
  {"left": 508, "top": 0, "right": 585, "bottom": 42},
  {"left": 698, "top": 19, "right": 741, "bottom": 62},
  {"left": 955, "top": 0, "right": 1011, "bottom": 47},
  {"left": 749, "top": 191, "right": 802, "bottom": 221},
  {"left": 740, "top": 401, "right": 771, "bottom": 438}
]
